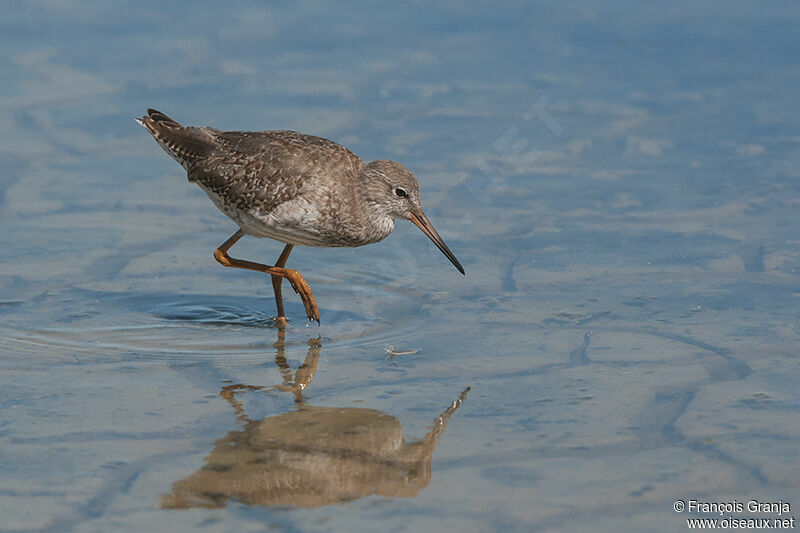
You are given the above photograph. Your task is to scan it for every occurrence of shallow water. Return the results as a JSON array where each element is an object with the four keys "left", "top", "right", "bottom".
[{"left": 2, "top": 2, "right": 799, "bottom": 532}]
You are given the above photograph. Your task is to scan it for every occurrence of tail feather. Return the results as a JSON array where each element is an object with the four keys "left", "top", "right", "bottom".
[
  {"left": 146, "top": 108, "right": 181, "bottom": 126},
  {"left": 136, "top": 108, "right": 217, "bottom": 169}
]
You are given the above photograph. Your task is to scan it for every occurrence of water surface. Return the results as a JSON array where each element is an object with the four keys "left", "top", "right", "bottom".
[{"left": 1, "top": 2, "right": 799, "bottom": 531}]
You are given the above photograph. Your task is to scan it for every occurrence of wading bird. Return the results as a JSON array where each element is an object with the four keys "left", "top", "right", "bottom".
[{"left": 137, "top": 109, "right": 464, "bottom": 325}]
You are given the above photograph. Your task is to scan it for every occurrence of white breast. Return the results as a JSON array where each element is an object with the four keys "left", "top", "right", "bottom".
[{"left": 198, "top": 186, "right": 340, "bottom": 247}]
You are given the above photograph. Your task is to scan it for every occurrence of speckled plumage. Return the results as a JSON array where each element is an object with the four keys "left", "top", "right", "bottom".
[
  {"left": 137, "top": 109, "right": 399, "bottom": 247},
  {"left": 136, "top": 108, "right": 463, "bottom": 324}
]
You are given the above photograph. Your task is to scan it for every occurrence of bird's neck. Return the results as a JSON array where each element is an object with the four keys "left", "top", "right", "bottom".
[
  {"left": 357, "top": 208, "right": 395, "bottom": 245},
  {"left": 351, "top": 169, "right": 394, "bottom": 244}
]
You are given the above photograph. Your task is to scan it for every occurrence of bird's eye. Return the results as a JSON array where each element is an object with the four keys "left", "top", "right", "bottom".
[{"left": 394, "top": 188, "right": 407, "bottom": 198}]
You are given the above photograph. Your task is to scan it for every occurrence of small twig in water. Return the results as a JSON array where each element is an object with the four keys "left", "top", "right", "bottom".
[{"left": 384, "top": 345, "right": 420, "bottom": 360}]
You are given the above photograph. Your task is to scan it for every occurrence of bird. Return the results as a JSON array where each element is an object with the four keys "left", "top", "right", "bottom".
[{"left": 136, "top": 108, "right": 464, "bottom": 325}]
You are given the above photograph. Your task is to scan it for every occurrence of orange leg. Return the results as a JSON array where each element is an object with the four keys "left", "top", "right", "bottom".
[
  {"left": 213, "top": 230, "right": 319, "bottom": 324},
  {"left": 271, "top": 243, "right": 294, "bottom": 327}
]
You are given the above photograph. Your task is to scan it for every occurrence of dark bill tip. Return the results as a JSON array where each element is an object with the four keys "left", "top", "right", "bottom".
[{"left": 410, "top": 211, "right": 465, "bottom": 275}]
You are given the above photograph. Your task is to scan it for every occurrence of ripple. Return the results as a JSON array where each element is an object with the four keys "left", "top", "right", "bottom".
[
  {"left": 151, "top": 299, "right": 279, "bottom": 328},
  {"left": 1, "top": 278, "right": 426, "bottom": 363}
]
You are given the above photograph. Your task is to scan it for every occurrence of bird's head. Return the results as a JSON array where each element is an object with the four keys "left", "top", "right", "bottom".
[{"left": 359, "top": 160, "right": 464, "bottom": 275}]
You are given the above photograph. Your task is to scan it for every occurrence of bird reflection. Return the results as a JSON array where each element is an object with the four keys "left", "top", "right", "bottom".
[{"left": 160, "top": 331, "right": 469, "bottom": 509}]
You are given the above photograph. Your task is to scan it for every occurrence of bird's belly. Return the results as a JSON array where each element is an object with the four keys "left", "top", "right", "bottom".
[
  {"left": 198, "top": 186, "right": 387, "bottom": 247},
  {"left": 238, "top": 211, "right": 329, "bottom": 246}
]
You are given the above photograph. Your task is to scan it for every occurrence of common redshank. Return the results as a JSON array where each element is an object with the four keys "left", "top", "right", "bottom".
[{"left": 136, "top": 109, "right": 464, "bottom": 325}]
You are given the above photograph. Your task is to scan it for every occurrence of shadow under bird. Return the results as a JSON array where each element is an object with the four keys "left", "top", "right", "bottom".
[{"left": 136, "top": 109, "right": 464, "bottom": 325}]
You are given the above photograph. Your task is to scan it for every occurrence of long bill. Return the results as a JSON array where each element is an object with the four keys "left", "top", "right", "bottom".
[{"left": 409, "top": 211, "right": 465, "bottom": 275}]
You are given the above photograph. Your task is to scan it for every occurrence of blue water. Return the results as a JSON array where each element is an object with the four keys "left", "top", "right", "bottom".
[{"left": 1, "top": 2, "right": 799, "bottom": 531}]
